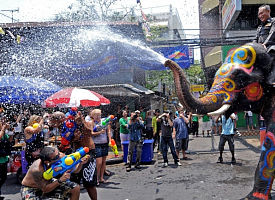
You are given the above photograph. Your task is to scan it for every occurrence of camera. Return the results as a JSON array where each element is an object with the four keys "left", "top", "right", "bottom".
[{"left": 132, "top": 114, "right": 138, "bottom": 120}]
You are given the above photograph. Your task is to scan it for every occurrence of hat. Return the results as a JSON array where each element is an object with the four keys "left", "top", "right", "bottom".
[{"left": 135, "top": 110, "right": 140, "bottom": 114}]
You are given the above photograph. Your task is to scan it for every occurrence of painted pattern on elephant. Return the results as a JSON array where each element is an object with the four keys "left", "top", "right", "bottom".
[
  {"left": 201, "top": 45, "right": 263, "bottom": 106},
  {"left": 165, "top": 42, "right": 275, "bottom": 199}
]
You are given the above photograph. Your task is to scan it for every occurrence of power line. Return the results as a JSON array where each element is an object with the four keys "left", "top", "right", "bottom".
[{"left": 0, "top": 8, "right": 19, "bottom": 23}]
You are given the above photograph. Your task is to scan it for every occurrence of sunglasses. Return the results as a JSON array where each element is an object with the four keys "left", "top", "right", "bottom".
[{"left": 51, "top": 152, "right": 60, "bottom": 162}]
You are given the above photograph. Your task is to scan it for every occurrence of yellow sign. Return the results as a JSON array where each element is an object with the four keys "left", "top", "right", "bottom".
[{"left": 191, "top": 85, "right": 205, "bottom": 92}]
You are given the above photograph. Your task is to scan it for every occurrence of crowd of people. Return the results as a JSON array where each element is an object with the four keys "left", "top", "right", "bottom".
[{"left": 0, "top": 101, "right": 267, "bottom": 200}]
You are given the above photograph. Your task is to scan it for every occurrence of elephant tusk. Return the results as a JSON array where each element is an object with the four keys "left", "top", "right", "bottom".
[{"left": 207, "top": 104, "right": 231, "bottom": 116}]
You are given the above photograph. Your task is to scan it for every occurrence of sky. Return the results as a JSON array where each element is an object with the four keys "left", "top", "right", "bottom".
[
  {"left": 0, "top": 0, "right": 199, "bottom": 34},
  {"left": 0, "top": 0, "right": 200, "bottom": 57}
]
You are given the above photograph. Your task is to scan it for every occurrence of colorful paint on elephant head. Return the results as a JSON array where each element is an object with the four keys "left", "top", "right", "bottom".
[
  {"left": 201, "top": 45, "right": 263, "bottom": 106},
  {"left": 165, "top": 42, "right": 275, "bottom": 199}
]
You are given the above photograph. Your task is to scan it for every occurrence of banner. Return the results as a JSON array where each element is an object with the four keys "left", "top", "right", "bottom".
[{"left": 153, "top": 45, "right": 190, "bottom": 69}]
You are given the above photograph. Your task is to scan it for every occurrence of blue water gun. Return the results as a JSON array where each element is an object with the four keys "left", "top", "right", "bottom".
[
  {"left": 61, "top": 107, "right": 79, "bottom": 146},
  {"left": 43, "top": 147, "right": 89, "bottom": 180},
  {"left": 93, "top": 115, "right": 117, "bottom": 132}
]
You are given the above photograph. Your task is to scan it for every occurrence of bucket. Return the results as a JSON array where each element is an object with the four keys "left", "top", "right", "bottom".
[{"left": 260, "top": 127, "right": 267, "bottom": 147}]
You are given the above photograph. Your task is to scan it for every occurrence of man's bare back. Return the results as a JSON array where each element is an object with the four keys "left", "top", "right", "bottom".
[{"left": 21, "top": 159, "right": 50, "bottom": 189}]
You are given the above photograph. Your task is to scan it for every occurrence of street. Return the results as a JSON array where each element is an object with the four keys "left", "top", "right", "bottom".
[{"left": 2, "top": 134, "right": 268, "bottom": 200}]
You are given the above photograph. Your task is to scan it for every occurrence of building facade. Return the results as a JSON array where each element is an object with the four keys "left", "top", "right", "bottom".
[{"left": 199, "top": 0, "right": 275, "bottom": 87}]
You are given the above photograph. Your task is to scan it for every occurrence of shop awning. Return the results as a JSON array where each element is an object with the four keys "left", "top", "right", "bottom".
[{"left": 82, "top": 83, "right": 155, "bottom": 97}]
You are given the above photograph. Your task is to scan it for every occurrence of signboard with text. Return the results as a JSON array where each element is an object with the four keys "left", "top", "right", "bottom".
[
  {"left": 222, "top": 0, "right": 242, "bottom": 32},
  {"left": 189, "top": 48, "right": 194, "bottom": 65},
  {"left": 190, "top": 85, "right": 205, "bottom": 92}
]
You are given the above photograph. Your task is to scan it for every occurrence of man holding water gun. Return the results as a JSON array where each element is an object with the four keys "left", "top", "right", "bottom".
[
  {"left": 71, "top": 111, "right": 98, "bottom": 200},
  {"left": 20, "top": 146, "right": 89, "bottom": 200},
  {"left": 49, "top": 110, "right": 98, "bottom": 200}
]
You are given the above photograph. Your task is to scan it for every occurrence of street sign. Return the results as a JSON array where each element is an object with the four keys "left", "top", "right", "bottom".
[{"left": 190, "top": 85, "right": 205, "bottom": 92}]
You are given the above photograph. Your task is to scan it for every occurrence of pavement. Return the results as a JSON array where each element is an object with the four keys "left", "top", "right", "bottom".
[
  {"left": 105, "top": 128, "right": 263, "bottom": 164},
  {"left": 1, "top": 129, "right": 268, "bottom": 200}
]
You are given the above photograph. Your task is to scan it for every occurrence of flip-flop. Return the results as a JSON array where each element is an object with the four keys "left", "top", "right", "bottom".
[
  {"left": 99, "top": 180, "right": 109, "bottom": 184},
  {"left": 104, "top": 170, "right": 111, "bottom": 176},
  {"left": 96, "top": 182, "right": 100, "bottom": 187},
  {"left": 182, "top": 157, "right": 192, "bottom": 160}
]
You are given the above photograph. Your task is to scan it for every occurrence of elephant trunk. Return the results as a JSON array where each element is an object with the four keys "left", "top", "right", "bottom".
[{"left": 164, "top": 60, "right": 225, "bottom": 115}]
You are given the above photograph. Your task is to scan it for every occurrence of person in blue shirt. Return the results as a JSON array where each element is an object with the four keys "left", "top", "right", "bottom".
[
  {"left": 126, "top": 112, "right": 145, "bottom": 172},
  {"left": 173, "top": 109, "right": 191, "bottom": 160},
  {"left": 216, "top": 113, "right": 236, "bottom": 164}
]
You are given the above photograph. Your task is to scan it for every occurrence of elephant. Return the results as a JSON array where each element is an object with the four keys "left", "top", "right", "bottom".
[{"left": 164, "top": 42, "right": 275, "bottom": 200}]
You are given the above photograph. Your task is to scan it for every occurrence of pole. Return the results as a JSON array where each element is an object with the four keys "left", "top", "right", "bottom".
[
  {"left": 211, "top": 127, "right": 215, "bottom": 151},
  {"left": 0, "top": 8, "right": 19, "bottom": 23}
]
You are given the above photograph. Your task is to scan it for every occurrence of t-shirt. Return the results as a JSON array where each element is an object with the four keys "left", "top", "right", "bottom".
[
  {"left": 173, "top": 117, "right": 188, "bottom": 139},
  {"left": 0, "top": 134, "right": 9, "bottom": 163},
  {"left": 246, "top": 111, "right": 253, "bottom": 117},
  {"left": 92, "top": 119, "right": 108, "bottom": 144},
  {"left": 221, "top": 113, "right": 235, "bottom": 135},
  {"left": 140, "top": 111, "right": 146, "bottom": 121},
  {"left": 192, "top": 116, "right": 198, "bottom": 122},
  {"left": 145, "top": 117, "right": 152, "bottom": 128},
  {"left": 202, "top": 115, "right": 210, "bottom": 122},
  {"left": 119, "top": 117, "right": 129, "bottom": 134},
  {"left": 160, "top": 117, "right": 173, "bottom": 138}
]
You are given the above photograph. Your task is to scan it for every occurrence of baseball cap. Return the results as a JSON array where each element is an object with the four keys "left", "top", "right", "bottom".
[{"left": 135, "top": 110, "right": 140, "bottom": 114}]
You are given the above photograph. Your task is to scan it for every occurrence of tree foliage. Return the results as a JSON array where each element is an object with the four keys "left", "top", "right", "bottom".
[
  {"left": 146, "top": 62, "right": 205, "bottom": 92},
  {"left": 145, "top": 25, "right": 169, "bottom": 42},
  {"left": 54, "top": 0, "right": 123, "bottom": 22}
]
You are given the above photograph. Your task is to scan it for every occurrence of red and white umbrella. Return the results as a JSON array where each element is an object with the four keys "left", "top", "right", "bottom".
[
  {"left": 43, "top": 88, "right": 110, "bottom": 108},
  {"left": 90, "top": 91, "right": 110, "bottom": 105}
]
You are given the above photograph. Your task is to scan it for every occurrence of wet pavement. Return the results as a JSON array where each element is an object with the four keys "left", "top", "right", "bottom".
[{"left": 2, "top": 132, "right": 272, "bottom": 200}]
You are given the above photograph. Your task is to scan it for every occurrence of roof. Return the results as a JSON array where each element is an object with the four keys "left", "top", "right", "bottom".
[
  {"left": 0, "top": 21, "right": 140, "bottom": 28},
  {"left": 82, "top": 83, "right": 155, "bottom": 97}
]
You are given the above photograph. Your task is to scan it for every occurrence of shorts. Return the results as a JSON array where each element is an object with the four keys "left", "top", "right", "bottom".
[
  {"left": 202, "top": 121, "right": 211, "bottom": 130},
  {"left": 246, "top": 116, "right": 253, "bottom": 126},
  {"left": 175, "top": 138, "right": 188, "bottom": 151},
  {"left": 218, "top": 134, "right": 234, "bottom": 152},
  {"left": 95, "top": 143, "right": 109, "bottom": 158},
  {"left": 21, "top": 180, "right": 78, "bottom": 200},
  {"left": 70, "top": 154, "right": 97, "bottom": 187},
  {"left": 120, "top": 133, "right": 130, "bottom": 144}
]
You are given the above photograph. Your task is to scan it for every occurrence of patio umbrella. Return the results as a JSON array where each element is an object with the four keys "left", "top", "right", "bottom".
[
  {"left": 90, "top": 91, "right": 110, "bottom": 105},
  {"left": 0, "top": 75, "right": 62, "bottom": 104},
  {"left": 44, "top": 88, "right": 107, "bottom": 108}
]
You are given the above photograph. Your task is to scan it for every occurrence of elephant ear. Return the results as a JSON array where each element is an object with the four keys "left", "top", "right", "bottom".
[
  {"left": 245, "top": 42, "right": 274, "bottom": 85},
  {"left": 266, "top": 53, "right": 275, "bottom": 85}
]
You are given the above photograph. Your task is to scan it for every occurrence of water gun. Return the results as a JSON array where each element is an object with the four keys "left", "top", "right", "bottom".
[
  {"left": 93, "top": 115, "right": 117, "bottom": 132},
  {"left": 61, "top": 107, "right": 78, "bottom": 146},
  {"left": 109, "top": 139, "right": 118, "bottom": 157},
  {"left": 43, "top": 147, "right": 89, "bottom": 180}
]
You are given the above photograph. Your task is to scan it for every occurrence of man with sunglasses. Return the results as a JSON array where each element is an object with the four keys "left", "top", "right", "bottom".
[
  {"left": 49, "top": 111, "right": 98, "bottom": 200},
  {"left": 21, "top": 146, "right": 89, "bottom": 200}
]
